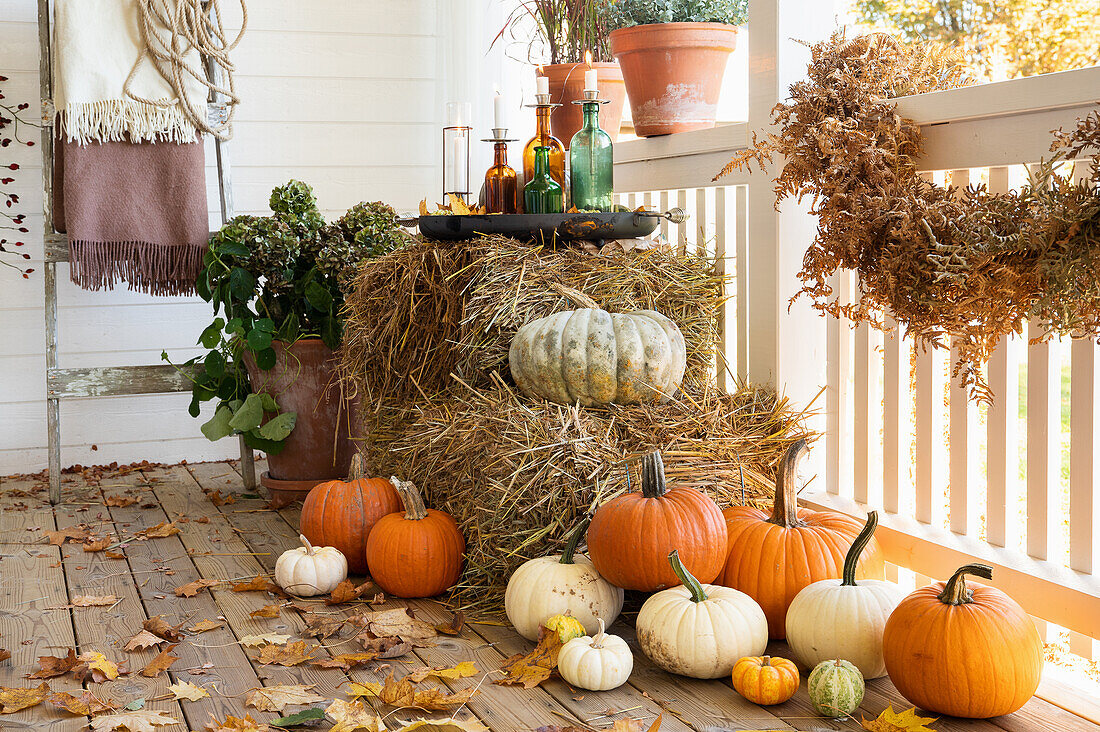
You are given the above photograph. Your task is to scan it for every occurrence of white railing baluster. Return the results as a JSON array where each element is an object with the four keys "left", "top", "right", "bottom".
[
  {"left": 1026, "top": 317, "right": 1060, "bottom": 561},
  {"left": 883, "top": 314, "right": 905, "bottom": 514},
  {"left": 695, "top": 186, "right": 708, "bottom": 257},
  {"left": 948, "top": 169, "right": 974, "bottom": 536},
  {"left": 827, "top": 272, "right": 852, "bottom": 497},
  {"left": 659, "top": 190, "right": 670, "bottom": 242},
  {"left": 914, "top": 340, "right": 937, "bottom": 525},
  {"left": 676, "top": 189, "right": 689, "bottom": 255},
  {"left": 714, "top": 187, "right": 733, "bottom": 392},
  {"left": 854, "top": 317, "right": 872, "bottom": 504},
  {"left": 734, "top": 185, "right": 748, "bottom": 384}
]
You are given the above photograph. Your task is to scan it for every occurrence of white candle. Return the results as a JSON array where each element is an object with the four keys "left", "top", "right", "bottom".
[
  {"left": 584, "top": 67, "right": 598, "bottom": 93},
  {"left": 536, "top": 73, "right": 549, "bottom": 96},
  {"left": 452, "top": 134, "right": 467, "bottom": 193},
  {"left": 494, "top": 92, "right": 504, "bottom": 129}
]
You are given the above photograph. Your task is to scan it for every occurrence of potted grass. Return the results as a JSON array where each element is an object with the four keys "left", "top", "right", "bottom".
[
  {"left": 166, "top": 181, "right": 407, "bottom": 505},
  {"left": 498, "top": 0, "right": 626, "bottom": 145},
  {"left": 604, "top": 0, "right": 746, "bottom": 136}
]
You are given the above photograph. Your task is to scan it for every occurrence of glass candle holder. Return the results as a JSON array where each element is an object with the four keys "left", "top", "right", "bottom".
[
  {"left": 482, "top": 129, "right": 518, "bottom": 214},
  {"left": 569, "top": 92, "right": 613, "bottom": 212}
]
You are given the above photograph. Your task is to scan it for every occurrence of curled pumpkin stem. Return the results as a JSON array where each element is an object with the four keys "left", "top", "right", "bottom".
[
  {"left": 841, "top": 511, "right": 878, "bottom": 586},
  {"left": 667, "top": 549, "right": 708, "bottom": 603},
  {"left": 641, "top": 451, "right": 668, "bottom": 498},
  {"left": 389, "top": 476, "right": 428, "bottom": 520},
  {"left": 938, "top": 562, "right": 993, "bottom": 605},
  {"left": 768, "top": 439, "right": 807, "bottom": 529}
]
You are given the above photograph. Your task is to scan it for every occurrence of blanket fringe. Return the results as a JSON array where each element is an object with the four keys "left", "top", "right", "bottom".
[
  {"left": 68, "top": 239, "right": 205, "bottom": 297},
  {"left": 59, "top": 100, "right": 198, "bottom": 145}
]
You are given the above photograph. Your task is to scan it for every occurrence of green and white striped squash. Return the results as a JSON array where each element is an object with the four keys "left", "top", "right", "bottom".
[
  {"left": 508, "top": 304, "right": 686, "bottom": 407},
  {"left": 807, "top": 659, "right": 864, "bottom": 718}
]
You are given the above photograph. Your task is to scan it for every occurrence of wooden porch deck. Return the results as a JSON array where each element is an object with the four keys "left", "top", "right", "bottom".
[{"left": 0, "top": 461, "right": 1095, "bottom": 732}]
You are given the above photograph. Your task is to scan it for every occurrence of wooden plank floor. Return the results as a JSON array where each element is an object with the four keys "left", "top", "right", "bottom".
[{"left": 1, "top": 460, "right": 1096, "bottom": 732}]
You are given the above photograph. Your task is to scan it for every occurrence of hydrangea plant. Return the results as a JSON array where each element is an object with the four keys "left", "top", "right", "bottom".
[{"left": 603, "top": 0, "right": 748, "bottom": 29}]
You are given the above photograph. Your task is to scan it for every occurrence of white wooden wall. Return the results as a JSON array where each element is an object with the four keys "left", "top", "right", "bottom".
[{"left": 0, "top": 0, "right": 445, "bottom": 473}]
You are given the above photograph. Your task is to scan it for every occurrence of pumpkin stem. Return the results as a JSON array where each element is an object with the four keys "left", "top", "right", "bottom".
[
  {"left": 550, "top": 282, "right": 600, "bottom": 309},
  {"left": 560, "top": 514, "right": 591, "bottom": 565},
  {"left": 348, "top": 452, "right": 366, "bottom": 481},
  {"left": 641, "top": 451, "right": 668, "bottom": 498},
  {"left": 591, "top": 617, "right": 606, "bottom": 649},
  {"left": 299, "top": 534, "right": 315, "bottom": 556},
  {"left": 841, "top": 512, "right": 878, "bottom": 586},
  {"left": 389, "top": 477, "right": 428, "bottom": 520},
  {"left": 767, "top": 439, "right": 807, "bottom": 528},
  {"left": 667, "top": 550, "right": 708, "bottom": 603},
  {"left": 938, "top": 563, "right": 993, "bottom": 605}
]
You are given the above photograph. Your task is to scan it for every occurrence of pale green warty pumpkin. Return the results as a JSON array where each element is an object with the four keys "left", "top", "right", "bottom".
[{"left": 508, "top": 307, "right": 686, "bottom": 406}]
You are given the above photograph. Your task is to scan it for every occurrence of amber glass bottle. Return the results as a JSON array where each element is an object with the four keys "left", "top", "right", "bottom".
[
  {"left": 484, "top": 141, "right": 518, "bottom": 214},
  {"left": 522, "top": 105, "right": 565, "bottom": 204}
]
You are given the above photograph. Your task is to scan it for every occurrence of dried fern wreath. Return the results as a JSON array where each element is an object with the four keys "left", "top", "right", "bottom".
[{"left": 717, "top": 32, "right": 1100, "bottom": 402}]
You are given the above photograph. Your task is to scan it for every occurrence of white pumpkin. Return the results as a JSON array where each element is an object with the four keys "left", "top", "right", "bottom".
[
  {"left": 508, "top": 294, "right": 686, "bottom": 407},
  {"left": 558, "top": 619, "right": 633, "bottom": 691},
  {"left": 274, "top": 534, "right": 348, "bottom": 597},
  {"left": 505, "top": 517, "right": 624, "bottom": 641},
  {"left": 785, "top": 511, "right": 905, "bottom": 679},
  {"left": 636, "top": 550, "right": 767, "bottom": 679}
]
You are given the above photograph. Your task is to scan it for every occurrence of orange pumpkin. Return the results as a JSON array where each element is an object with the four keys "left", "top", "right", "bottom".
[
  {"left": 719, "top": 439, "right": 884, "bottom": 638},
  {"left": 588, "top": 451, "right": 727, "bottom": 592},
  {"left": 731, "top": 655, "right": 800, "bottom": 705},
  {"left": 365, "top": 477, "right": 465, "bottom": 598},
  {"left": 300, "top": 454, "right": 401, "bottom": 575},
  {"left": 883, "top": 563, "right": 1043, "bottom": 718}
]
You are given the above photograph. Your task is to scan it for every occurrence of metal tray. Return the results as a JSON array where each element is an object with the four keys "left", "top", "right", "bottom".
[{"left": 412, "top": 212, "right": 661, "bottom": 243}]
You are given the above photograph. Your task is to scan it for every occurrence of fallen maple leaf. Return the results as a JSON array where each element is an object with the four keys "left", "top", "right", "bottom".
[
  {"left": 206, "top": 490, "right": 237, "bottom": 506},
  {"left": 30, "top": 649, "right": 79, "bottom": 678},
  {"left": 239, "top": 633, "right": 289, "bottom": 647},
  {"left": 368, "top": 673, "right": 478, "bottom": 711},
  {"left": 105, "top": 550, "right": 126, "bottom": 560},
  {"left": 406, "top": 661, "right": 478, "bottom": 683},
  {"left": 300, "top": 613, "right": 347, "bottom": 639},
  {"left": 325, "top": 580, "right": 378, "bottom": 605},
  {"left": 187, "top": 619, "right": 224, "bottom": 633},
  {"left": 174, "top": 578, "right": 219, "bottom": 597},
  {"left": 344, "top": 681, "right": 381, "bottom": 699},
  {"left": 861, "top": 706, "right": 938, "bottom": 732},
  {"left": 357, "top": 635, "right": 412, "bottom": 658},
  {"left": 249, "top": 604, "right": 280, "bottom": 619},
  {"left": 256, "top": 641, "right": 316, "bottom": 666},
  {"left": 77, "top": 651, "right": 120, "bottom": 682},
  {"left": 124, "top": 630, "right": 163, "bottom": 652},
  {"left": 494, "top": 625, "right": 563, "bottom": 689},
  {"left": 0, "top": 682, "right": 51, "bottom": 713},
  {"left": 139, "top": 521, "right": 181, "bottom": 538},
  {"left": 83, "top": 537, "right": 113, "bottom": 552},
  {"left": 90, "top": 709, "right": 178, "bottom": 732},
  {"left": 245, "top": 684, "right": 326, "bottom": 712},
  {"left": 325, "top": 699, "right": 385, "bottom": 732},
  {"left": 205, "top": 713, "right": 271, "bottom": 732},
  {"left": 48, "top": 689, "right": 118, "bottom": 715},
  {"left": 354, "top": 607, "right": 437, "bottom": 647},
  {"left": 232, "top": 575, "right": 283, "bottom": 594},
  {"left": 435, "top": 611, "right": 465, "bottom": 636},
  {"left": 45, "top": 527, "right": 90, "bottom": 545},
  {"left": 309, "top": 652, "right": 377, "bottom": 670},
  {"left": 143, "top": 615, "right": 185, "bottom": 641},
  {"left": 105, "top": 494, "right": 138, "bottom": 507},
  {"left": 139, "top": 644, "right": 179, "bottom": 677},
  {"left": 393, "top": 720, "right": 487, "bottom": 732},
  {"left": 0, "top": 649, "right": 9, "bottom": 662},
  {"left": 169, "top": 680, "right": 210, "bottom": 702},
  {"left": 72, "top": 594, "right": 119, "bottom": 607}
]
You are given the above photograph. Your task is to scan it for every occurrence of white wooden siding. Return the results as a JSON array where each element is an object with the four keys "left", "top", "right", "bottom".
[{"left": 0, "top": 0, "right": 443, "bottom": 472}]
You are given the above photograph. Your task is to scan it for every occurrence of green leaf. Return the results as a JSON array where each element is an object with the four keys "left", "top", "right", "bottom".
[
  {"left": 123, "top": 699, "right": 145, "bottom": 712},
  {"left": 217, "top": 241, "right": 250, "bottom": 258},
  {"left": 228, "top": 393, "right": 264, "bottom": 432},
  {"left": 203, "top": 350, "right": 226, "bottom": 379},
  {"left": 255, "top": 318, "right": 275, "bottom": 333},
  {"left": 187, "top": 391, "right": 202, "bottom": 419},
  {"left": 259, "top": 393, "right": 279, "bottom": 413},
  {"left": 258, "top": 411, "right": 296, "bottom": 441},
  {"left": 321, "top": 316, "right": 341, "bottom": 350},
  {"left": 277, "top": 312, "right": 300, "bottom": 342},
  {"left": 225, "top": 317, "right": 245, "bottom": 335},
  {"left": 200, "top": 405, "right": 234, "bottom": 441},
  {"left": 247, "top": 328, "right": 273, "bottom": 352},
  {"left": 270, "top": 708, "right": 325, "bottom": 728},
  {"left": 304, "top": 280, "right": 332, "bottom": 311},
  {"left": 195, "top": 269, "right": 212, "bottom": 301},
  {"left": 255, "top": 347, "right": 277, "bottom": 370},
  {"left": 198, "top": 318, "right": 225, "bottom": 349},
  {"left": 243, "top": 431, "right": 288, "bottom": 455},
  {"left": 229, "top": 267, "right": 256, "bottom": 301}
]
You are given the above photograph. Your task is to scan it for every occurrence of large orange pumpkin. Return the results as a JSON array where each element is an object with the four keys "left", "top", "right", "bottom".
[
  {"left": 588, "top": 451, "right": 727, "bottom": 592},
  {"left": 883, "top": 563, "right": 1043, "bottom": 718},
  {"left": 300, "top": 454, "right": 401, "bottom": 575},
  {"left": 718, "top": 439, "right": 883, "bottom": 638},
  {"left": 365, "top": 477, "right": 465, "bottom": 598}
]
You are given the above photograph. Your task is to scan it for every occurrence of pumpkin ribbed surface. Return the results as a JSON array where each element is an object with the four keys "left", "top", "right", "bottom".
[
  {"left": 300, "top": 475, "right": 401, "bottom": 575},
  {"left": 366, "top": 508, "right": 464, "bottom": 598},
  {"left": 807, "top": 659, "right": 864, "bottom": 718},
  {"left": 508, "top": 307, "right": 686, "bottom": 406},
  {"left": 505, "top": 554, "right": 623, "bottom": 641}
]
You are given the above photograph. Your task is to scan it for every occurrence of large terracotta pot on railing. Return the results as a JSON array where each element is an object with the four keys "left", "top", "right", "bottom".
[
  {"left": 243, "top": 338, "right": 356, "bottom": 507},
  {"left": 609, "top": 22, "right": 738, "bottom": 137},
  {"left": 542, "top": 61, "right": 627, "bottom": 147}
]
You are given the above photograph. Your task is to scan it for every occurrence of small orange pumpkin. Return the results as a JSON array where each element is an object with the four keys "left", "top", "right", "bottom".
[
  {"left": 365, "top": 477, "right": 464, "bottom": 598},
  {"left": 719, "top": 439, "right": 884, "bottom": 638},
  {"left": 883, "top": 563, "right": 1043, "bottom": 718},
  {"left": 300, "top": 454, "right": 401, "bottom": 575},
  {"left": 587, "top": 451, "right": 727, "bottom": 592},
  {"left": 731, "top": 655, "right": 800, "bottom": 705}
]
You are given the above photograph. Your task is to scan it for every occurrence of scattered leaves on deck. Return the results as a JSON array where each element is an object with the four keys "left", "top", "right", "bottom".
[
  {"left": 138, "top": 521, "right": 181, "bottom": 539},
  {"left": 123, "top": 629, "right": 164, "bottom": 652},
  {"left": 309, "top": 651, "right": 378, "bottom": 670},
  {"left": 72, "top": 594, "right": 120, "bottom": 607},
  {"left": 245, "top": 684, "right": 326, "bottom": 712},
  {"left": 169, "top": 681, "right": 211, "bottom": 702},
  {"left": 325, "top": 579, "right": 380, "bottom": 605},
  {"left": 143, "top": 615, "right": 185, "bottom": 641},
  {"left": 406, "top": 661, "right": 478, "bottom": 682},
  {"left": 350, "top": 673, "right": 478, "bottom": 711},
  {"left": 353, "top": 607, "right": 437, "bottom": 647},
  {"left": 393, "top": 719, "right": 488, "bottom": 731},
  {"left": 494, "top": 625, "right": 563, "bottom": 689},
  {"left": 90, "top": 709, "right": 179, "bottom": 732},
  {"left": 325, "top": 699, "right": 385, "bottom": 732},
  {"left": 188, "top": 619, "right": 224, "bottom": 633},
  {"left": 255, "top": 640, "right": 316, "bottom": 666},
  {"left": 30, "top": 649, "right": 79, "bottom": 678},
  {"left": 231, "top": 575, "right": 283, "bottom": 595},
  {"left": 82, "top": 536, "right": 113, "bottom": 552},
  {"left": 47, "top": 689, "right": 118, "bottom": 715},
  {"left": 435, "top": 611, "right": 465, "bottom": 636},
  {"left": 239, "top": 633, "right": 290, "bottom": 647},
  {"left": 249, "top": 604, "right": 280, "bottom": 619},
  {"left": 105, "top": 494, "right": 138, "bottom": 507},
  {"left": 76, "top": 651, "right": 121, "bottom": 682},
  {"left": 45, "top": 526, "right": 91, "bottom": 545},
  {"left": 861, "top": 706, "right": 939, "bottom": 731},
  {"left": 175, "top": 578, "right": 220, "bottom": 597},
  {"left": 0, "top": 682, "right": 51, "bottom": 713},
  {"left": 139, "top": 644, "right": 179, "bottom": 677},
  {"left": 205, "top": 713, "right": 271, "bottom": 731}
]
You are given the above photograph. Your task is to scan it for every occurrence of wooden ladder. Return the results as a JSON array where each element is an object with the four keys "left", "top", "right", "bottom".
[{"left": 37, "top": 0, "right": 256, "bottom": 504}]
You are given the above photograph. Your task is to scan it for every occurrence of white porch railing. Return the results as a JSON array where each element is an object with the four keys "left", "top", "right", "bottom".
[{"left": 612, "top": 65, "right": 1100, "bottom": 690}]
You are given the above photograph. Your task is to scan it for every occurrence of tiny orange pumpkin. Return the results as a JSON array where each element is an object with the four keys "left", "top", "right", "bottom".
[{"left": 731, "top": 655, "right": 800, "bottom": 706}]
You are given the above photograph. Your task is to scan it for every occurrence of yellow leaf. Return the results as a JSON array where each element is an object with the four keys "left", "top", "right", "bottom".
[
  {"left": 0, "top": 683, "right": 51, "bottom": 714},
  {"left": 325, "top": 699, "right": 385, "bottom": 732},
  {"left": 493, "top": 625, "right": 563, "bottom": 688},
  {"left": 168, "top": 681, "right": 210, "bottom": 702},
  {"left": 393, "top": 721, "right": 488, "bottom": 732},
  {"left": 89, "top": 709, "right": 178, "bottom": 732},
  {"left": 447, "top": 194, "right": 472, "bottom": 216},
  {"left": 245, "top": 684, "right": 326, "bottom": 712},
  {"left": 419, "top": 198, "right": 430, "bottom": 216},
  {"left": 78, "top": 651, "right": 120, "bottom": 681},
  {"left": 187, "top": 619, "right": 224, "bottom": 633},
  {"left": 406, "top": 661, "right": 478, "bottom": 682},
  {"left": 239, "top": 633, "right": 289, "bottom": 647},
  {"left": 861, "top": 705, "right": 939, "bottom": 732},
  {"left": 344, "top": 681, "right": 382, "bottom": 699}
]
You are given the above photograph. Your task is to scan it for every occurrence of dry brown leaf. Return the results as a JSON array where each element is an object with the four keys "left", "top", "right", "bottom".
[
  {"left": 357, "top": 635, "right": 412, "bottom": 658},
  {"left": 187, "top": 619, "right": 224, "bottom": 633},
  {"left": 72, "top": 594, "right": 119, "bottom": 607},
  {"left": 861, "top": 706, "right": 938, "bottom": 731},
  {"left": 76, "top": 651, "right": 120, "bottom": 682},
  {"left": 344, "top": 682, "right": 381, "bottom": 700},
  {"left": 139, "top": 644, "right": 179, "bottom": 677},
  {"left": 0, "top": 649, "right": 9, "bottom": 662},
  {"left": 83, "top": 537, "right": 113, "bottom": 552},
  {"left": 124, "top": 629, "right": 164, "bottom": 652},
  {"left": 45, "top": 527, "right": 90, "bottom": 545},
  {"left": 139, "top": 521, "right": 181, "bottom": 538},
  {"left": 373, "top": 673, "right": 478, "bottom": 711},
  {"left": 355, "top": 607, "right": 437, "bottom": 647},
  {"left": 244, "top": 684, "right": 326, "bottom": 712},
  {"left": 325, "top": 699, "right": 385, "bottom": 732},
  {"left": 394, "top": 721, "right": 487, "bottom": 732},
  {"left": 309, "top": 652, "right": 377, "bottom": 670},
  {"left": 249, "top": 604, "right": 280, "bottom": 619},
  {"left": 90, "top": 709, "right": 179, "bottom": 732},
  {"left": 30, "top": 649, "right": 79, "bottom": 678},
  {"left": 105, "top": 494, "right": 138, "bottom": 507},
  {"left": 405, "top": 661, "right": 478, "bottom": 683},
  {"left": 418, "top": 198, "right": 430, "bottom": 216},
  {"left": 239, "top": 633, "right": 289, "bottom": 647},
  {"left": 143, "top": 615, "right": 185, "bottom": 641},
  {"left": 169, "top": 681, "right": 211, "bottom": 702},
  {"left": 494, "top": 625, "right": 563, "bottom": 689},
  {"left": 300, "top": 613, "right": 347, "bottom": 639},
  {"left": 48, "top": 689, "right": 118, "bottom": 715},
  {"left": 255, "top": 641, "right": 316, "bottom": 666},
  {"left": 206, "top": 490, "right": 237, "bottom": 506},
  {"left": 325, "top": 580, "right": 377, "bottom": 605},
  {"left": 232, "top": 575, "right": 283, "bottom": 594},
  {"left": 174, "top": 578, "right": 219, "bottom": 597},
  {"left": 204, "top": 713, "right": 272, "bottom": 732},
  {"left": 434, "top": 611, "right": 465, "bottom": 636},
  {"left": 0, "top": 682, "right": 51, "bottom": 713},
  {"left": 105, "top": 550, "right": 126, "bottom": 560}
]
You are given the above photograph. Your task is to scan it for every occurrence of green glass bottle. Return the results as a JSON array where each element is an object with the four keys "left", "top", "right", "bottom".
[
  {"left": 523, "top": 145, "right": 564, "bottom": 214},
  {"left": 569, "top": 100, "right": 613, "bottom": 212}
]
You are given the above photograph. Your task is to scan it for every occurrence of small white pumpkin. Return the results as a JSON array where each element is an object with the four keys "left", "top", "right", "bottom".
[
  {"left": 785, "top": 512, "right": 905, "bottom": 679},
  {"left": 558, "top": 618, "right": 633, "bottom": 691},
  {"left": 505, "top": 517, "right": 624, "bottom": 641},
  {"left": 275, "top": 534, "right": 348, "bottom": 597},
  {"left": 636, "top": 550, "right": 768, "bottom": 679}
]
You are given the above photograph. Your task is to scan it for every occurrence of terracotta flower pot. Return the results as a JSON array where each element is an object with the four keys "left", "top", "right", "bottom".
[
  {"left": 541, "top": 62, "right": 626, "bottom": 148},
  {"left": 242, "top": 338, "right": 356, "bottom": 506},
  {"left": 609, "top": 22, "right": 738, "bottom": 137}
]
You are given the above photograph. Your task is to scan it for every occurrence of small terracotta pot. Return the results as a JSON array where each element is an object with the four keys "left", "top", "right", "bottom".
[
  {"left": 609, "top": 22, "right": 738, "bottom": 137},
  {"left": 541, "top": 62, "right": 626, "bottom": 148},
  {"left": 242, "top": 338, "right": 356, "bottom": 503}
]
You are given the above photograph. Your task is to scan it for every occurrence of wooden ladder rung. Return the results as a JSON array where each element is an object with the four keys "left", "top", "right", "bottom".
[{"left": 47, "top": 364, "right": 200, "bottom": 399}]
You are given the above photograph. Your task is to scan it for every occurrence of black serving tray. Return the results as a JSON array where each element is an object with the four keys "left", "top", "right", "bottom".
[{"left": 412, "top": 212, "right": 660, "bottom": 243}]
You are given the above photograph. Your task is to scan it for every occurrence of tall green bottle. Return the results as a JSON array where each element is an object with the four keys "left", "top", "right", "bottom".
[
  {"left": 569, "top": 99, "right": 613, "bottom": 212},
  {"left": 523, "top": 145, "right": 564, "bottom": 214}
]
